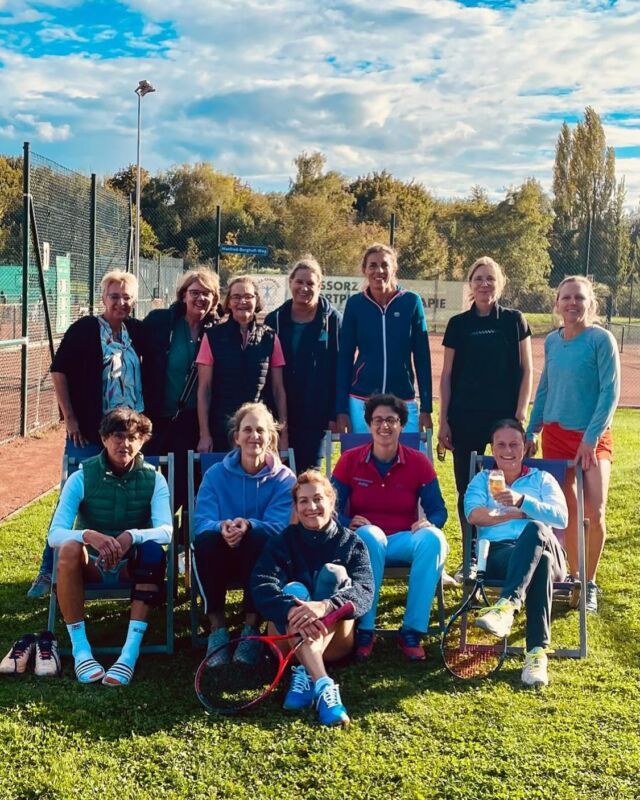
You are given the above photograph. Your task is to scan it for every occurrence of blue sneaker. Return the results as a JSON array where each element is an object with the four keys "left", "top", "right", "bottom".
[
  {"left": 283, "top": 665, "right": 314, "bottom": 711},
  {"left": 314, "top": 679, "right": 350, "bottom": 727},
  {"left": 232, "top": 625, "right": 262, "bottom": 665},
  {"left": 27, "top": 572, "right": 51, "bottom": 599},
  {"left": 206, "top": 628, "right": 230, "bottom": 667}
]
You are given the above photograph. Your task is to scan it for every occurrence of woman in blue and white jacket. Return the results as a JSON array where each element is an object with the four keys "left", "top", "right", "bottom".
[
  {"left": 192, "top": 402, "right": 296, "bottom": 663},
  {"left": 464, "top": 419, "right": 568, "bottom": 688},
  {"left": 336, "top": 243, "right": 433, "bottom": 434}
]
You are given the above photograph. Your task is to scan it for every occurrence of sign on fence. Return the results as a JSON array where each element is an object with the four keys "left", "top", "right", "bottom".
[{"left": 220, "top": 244, "right": 269, "bottom": 257}]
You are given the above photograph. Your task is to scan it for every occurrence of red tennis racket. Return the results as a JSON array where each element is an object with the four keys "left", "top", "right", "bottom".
[{"left": 194, "top": 601, "right": 355, "bottom": 715}]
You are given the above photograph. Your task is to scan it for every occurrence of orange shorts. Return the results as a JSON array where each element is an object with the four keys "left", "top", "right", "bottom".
[{"left": 541, "top": 422, "right": 613, "bottom": 462}]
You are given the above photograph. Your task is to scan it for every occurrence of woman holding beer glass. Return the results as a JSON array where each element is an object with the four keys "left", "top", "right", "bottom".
[{"left": 438, "top": 256, "right": 533, "bottom": 554}]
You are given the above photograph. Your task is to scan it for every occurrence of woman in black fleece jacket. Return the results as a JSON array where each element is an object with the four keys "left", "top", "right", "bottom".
[{"left": 251, "top": 471, "right": 373, "bottom": 727}]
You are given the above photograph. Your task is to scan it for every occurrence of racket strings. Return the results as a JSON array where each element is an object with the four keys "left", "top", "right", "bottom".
[
  {"left": 441, "top": 591, "right": 507, "bottom": 679},
  {"left": 196, "top": 639, "right": 280, "bottom": 714}
]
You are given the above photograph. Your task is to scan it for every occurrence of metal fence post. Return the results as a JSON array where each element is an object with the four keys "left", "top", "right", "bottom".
[
  {"left": 214, "top": 204, "right": 221, "bottom": 273},
  {"left": 20, "top": 142, "right": 30, "bottom": 437},
  {"left": 389, "top": 213, "right": 396, "bottom": 247},
  {"left": 89, "top": 174, "right": 97, "bottom": 315}
]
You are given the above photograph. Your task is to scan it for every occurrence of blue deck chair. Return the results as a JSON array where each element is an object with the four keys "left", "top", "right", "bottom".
[
  {"left": 47, "top": 453, "right": 176, "bottom": 655},
  {"left": 464, "top": 453, "right": 588, "bottom": 659},
  {"left": 323, "top": 429, "right": 445, "bottom": 639},
  {"left": 187, "top": 448, "right": 296, "bottom": 647}
]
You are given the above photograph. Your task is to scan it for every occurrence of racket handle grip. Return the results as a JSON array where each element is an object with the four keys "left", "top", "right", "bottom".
[
  {"left": 322, "top": 600, "right": 355, "bottom": 628},
  {"left": 476, "top": 538, "right": 491, "bottom": 574}
]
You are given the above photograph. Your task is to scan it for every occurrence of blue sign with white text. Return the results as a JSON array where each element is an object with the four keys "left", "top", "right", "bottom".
[{"left": 219, "top": 244, "right": 269, "bottom": 257}]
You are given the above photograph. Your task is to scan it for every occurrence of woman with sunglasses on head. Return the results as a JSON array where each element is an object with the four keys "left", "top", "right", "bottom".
[
  {"left": 331, "top": 394, "right": 448, "bottom": 662},
  {"left": 28, "top": 269, "right": 146, "bottom": 599},
  {"left": 196, "top": 275, "right": 289, "bottom": 453},
  {"left": 525, "top": 276, "right": 620, "bottom": 613},
  {"left": 142, "top": 268, "right": 221, "bottom": 514},
  {"left": 439, "top": 256, "right": 533, "bottom": 554},
  {"left": 335, "top": 243, "right": 433, "bottom": 435},
  {"left": 265, "top": 256, "right": 341, "bottom": 472}
]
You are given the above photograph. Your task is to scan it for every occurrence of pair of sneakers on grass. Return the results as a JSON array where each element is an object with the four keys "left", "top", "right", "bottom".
[
  {"left": 474, "top": 598, "right": 548, "bottom": 688},
  {"left": 0, "top": 631, "right": 61, "bottom": 677}
]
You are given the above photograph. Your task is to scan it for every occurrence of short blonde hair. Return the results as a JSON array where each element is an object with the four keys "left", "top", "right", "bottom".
[
  {"left": 292, "top": 470, "right": 337, "bottom": 508},
  {"left": 176, "top": 268, "right": 220, "bottom": 305},
  {"left": 100, "top": 269, "right": 138, "bottom": 298},
  {"left": 466, "top": 256, "right": 506, "bottom": 305},
  {"left": 289, "top": 255, "right": 323, "bottom": 284},
  {"left": 555, "top": 275, "right": 600, "bottom": 325},
  {"left": 228, "top": 402, "right": 279, "bottom": 453}
]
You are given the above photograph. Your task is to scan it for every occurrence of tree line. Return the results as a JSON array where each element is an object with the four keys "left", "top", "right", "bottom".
[{"left": 1, "top": 106, "right": 638, "bottom": 313}]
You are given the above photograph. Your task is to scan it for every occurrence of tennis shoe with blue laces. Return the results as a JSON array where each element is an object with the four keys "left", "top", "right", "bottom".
[
  {"left": 206, "top": 627, "right": 230, "bottom": 667},
  {"left": 474, "top": 597, "right": 517, "bottom": 639},
  {"left": 27, "top": 572, "right": 51, "bottom": 600},
  {"left": 283, "top": 665, "right": 314, "bottom": 711},
  {"left": 585, "top": 580, "right": 601, "bottom": 614},
  {"left": 232, "top": 625, "right": 262, "bottom": 665},
  {"left": 314, "top": 679, "right": 350, "bottom": 727}
]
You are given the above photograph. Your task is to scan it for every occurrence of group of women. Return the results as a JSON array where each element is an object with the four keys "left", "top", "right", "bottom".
[{"left": 30, "top": 244, "right": 620, "bottom": 718}]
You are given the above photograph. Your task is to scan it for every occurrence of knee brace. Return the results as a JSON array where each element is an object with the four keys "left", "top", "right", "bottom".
[{"left": 129, "top": 549, "right": 166, "bottom": 608}]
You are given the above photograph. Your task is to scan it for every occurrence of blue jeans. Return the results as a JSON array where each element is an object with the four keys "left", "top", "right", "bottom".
[
  {"left": 38, "top": 438, "right": 102, "bottom": 576},
  {"left": 276, "top": 564, "right": 352, "bottom": 633},
  {"left": 355, "top": 525, "right": 448, "bottom": 633},
  {"left": 349, "top": 396, "right": 419, "bottom": 434}
]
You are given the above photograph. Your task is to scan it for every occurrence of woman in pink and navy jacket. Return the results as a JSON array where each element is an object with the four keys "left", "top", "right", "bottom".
[{"left": 335, "top": 244, "right": 433, "bottom": 435}]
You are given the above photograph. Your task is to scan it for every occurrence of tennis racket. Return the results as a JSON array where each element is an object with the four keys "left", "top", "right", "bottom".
[
  {"left": 194, "top": 600, "right": 355, "bottom": 715},
  {"left": 441, "top": 540, "right": 507, "bottom": 680}
]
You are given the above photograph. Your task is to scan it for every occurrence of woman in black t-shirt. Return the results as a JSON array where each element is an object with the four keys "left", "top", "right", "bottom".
[{"left": 438, "top": 256, "right": 533, "bottom": 543}]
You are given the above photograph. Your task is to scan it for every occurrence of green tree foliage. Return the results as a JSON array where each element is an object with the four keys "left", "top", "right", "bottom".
[
  {"left": 0, "top": 156, "right": 22, "bottom": 264},
  {"left": 550, "top": 107, "right": 625, "bottom": 289}
]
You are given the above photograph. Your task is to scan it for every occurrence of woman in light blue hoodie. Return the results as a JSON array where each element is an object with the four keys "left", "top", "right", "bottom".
[{"left": 192, "top": 402, "right": 296, "bottom": 664}]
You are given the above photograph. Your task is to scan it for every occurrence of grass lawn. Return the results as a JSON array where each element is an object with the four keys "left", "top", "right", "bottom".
[{"left": 1, "top": 410, "right": 639, "bottom": 800}]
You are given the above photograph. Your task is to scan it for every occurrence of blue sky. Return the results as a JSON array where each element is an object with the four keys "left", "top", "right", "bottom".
[{"left": 1, "top": 0, "right": 639, "bottom": 205}]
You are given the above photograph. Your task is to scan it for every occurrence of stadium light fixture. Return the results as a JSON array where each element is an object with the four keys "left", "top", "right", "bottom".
[{"left": 134, "top": 79, "right": 156, "bottom": 282}]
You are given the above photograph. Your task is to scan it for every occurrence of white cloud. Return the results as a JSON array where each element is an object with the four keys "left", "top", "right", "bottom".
[{"left": 0, "top": 0, "right": 639, "bottom": 205}]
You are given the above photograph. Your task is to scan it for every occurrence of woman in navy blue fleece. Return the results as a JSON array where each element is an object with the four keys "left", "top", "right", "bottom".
[
  {"left": 332, "top": 394, "right": 448, "bottom": 662},
  {"left": 336, "top": 243, "right": 432, "bottom": 435},
  {"left": 251, "top": 470, "right": 373, "bottom": 727},
  {"left": 192, "top": 402, "right": 295, "bottom": 664},
  {"left": 265, "top": 256, "right": 341, "bottom": 472}
]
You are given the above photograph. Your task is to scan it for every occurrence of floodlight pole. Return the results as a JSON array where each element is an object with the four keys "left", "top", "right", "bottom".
[{"left": 134, "top": 79, "right": 156, "bottom": 281}]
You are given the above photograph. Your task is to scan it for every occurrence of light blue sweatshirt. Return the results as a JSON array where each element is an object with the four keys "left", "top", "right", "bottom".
[
  {"left": 464, "top": 467, "right": 568, "bottom": 543},
  {"left": 526, "top": 326, "right": 620, "bottom": 446},
  {"left": 193, "top": 449, "right": 296, "bottom": 538}
]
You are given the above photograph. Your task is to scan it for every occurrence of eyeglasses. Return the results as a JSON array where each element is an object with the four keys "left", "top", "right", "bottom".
[
  {"left": 371, "top": 416, "right": 401, "bottom": 428},
  {"left": 230, "top": 293, "right": 256, "bottom": 303},
  {"left": 107, "top": 293, "right": 134, "bottom": 303},
  {"left": 471, "top": 276, "right": 496, "bottom": 285},
  {"left": 109, "top": 432, "right": 141, "bottom": 443},
  {"left": 187, "top": 289, "right": 214, "bottom": 299}
]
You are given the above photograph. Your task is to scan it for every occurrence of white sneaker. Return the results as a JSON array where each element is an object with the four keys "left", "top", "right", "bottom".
[
  {"left": 521, "top": 647, "right": 549, "bottom": 687},
  {"left": 474, "top": 598, "right": 517, "bottom": 638},
  {"left": 34, "top": 631, "right": 61, "bottom": 677}
]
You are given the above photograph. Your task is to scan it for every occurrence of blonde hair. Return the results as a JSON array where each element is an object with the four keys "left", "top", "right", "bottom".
[
  {"left": 555, "top": 275, "right": 600, "bottom": 325},
  {"left": 292, "top": 469, "right": 337, "bottom": 508},
  {"left": 466, "top": 256, "right": 506, "bottom": 305},
  {"left": 289, "top": 255, "right": 323, "bottom": 284},
  {"left": 176, "top": 268, "right": 220, "bottom": 305},
  {"left": 100, "top": 269, "right": 138, "bottom": 298},
  {"left": 228, "top": 402, "right": 279, "bottom": 454},
  {"left": 360, "top": 243, "right": 398, "bottom": 287}
]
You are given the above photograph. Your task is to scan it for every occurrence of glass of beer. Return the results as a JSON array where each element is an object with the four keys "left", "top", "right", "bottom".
[{"left": 488, "top": 469, "right": 506, "bottom": 515}]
